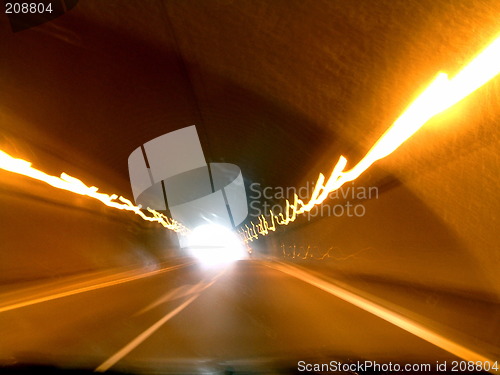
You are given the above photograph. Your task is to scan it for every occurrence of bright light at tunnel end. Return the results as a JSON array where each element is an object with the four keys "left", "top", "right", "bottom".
[{"left": 185, "top": 224, "right": 248, "bottom": 268}]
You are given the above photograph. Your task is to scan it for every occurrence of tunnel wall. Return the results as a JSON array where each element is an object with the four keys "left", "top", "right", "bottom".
[
  {"left": 0, "top": 145, "right": 181, "bottom": 284},
  {"left": 0, "top": 14, "right": 198, "bottom": 285},
  {"left": 269, "top": 97, "right": 500, "bottom": 302}
]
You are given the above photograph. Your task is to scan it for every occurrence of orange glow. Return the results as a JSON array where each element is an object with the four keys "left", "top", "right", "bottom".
[
  {"left": 0, "top": 150, "right": 189, "bottom": 233},
  {"left": 241, "top": 35, "right": 500, "bottom": 242}
]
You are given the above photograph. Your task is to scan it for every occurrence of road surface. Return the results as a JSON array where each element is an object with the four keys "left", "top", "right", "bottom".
[{"left": 0, "top": 260, "right": 494, "bottom": 373}]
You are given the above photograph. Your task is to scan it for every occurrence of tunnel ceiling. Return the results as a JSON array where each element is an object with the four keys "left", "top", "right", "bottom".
[{"left": 1, "top": 0, "right": 499, "bottom": 199}]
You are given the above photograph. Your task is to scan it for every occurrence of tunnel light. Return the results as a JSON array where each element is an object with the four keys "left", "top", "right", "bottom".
[
  {"left": 186, "top": 224, "right": 247, "bottom": 267},
  {"left": 0, "top": 150, "right": 188, "bottom": 233},
  {"left": 240, "top": 34, "right": 500, "bottom": 242}
]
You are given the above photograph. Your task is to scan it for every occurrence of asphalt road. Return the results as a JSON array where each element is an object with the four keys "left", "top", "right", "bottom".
[{"left": 0, "top": 260, "right": 488, "bottom": 373}]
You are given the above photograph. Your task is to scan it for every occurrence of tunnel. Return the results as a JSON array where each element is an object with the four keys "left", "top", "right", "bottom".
[{"left": 0, "top": 1, "right": 499, "bottom": 374}]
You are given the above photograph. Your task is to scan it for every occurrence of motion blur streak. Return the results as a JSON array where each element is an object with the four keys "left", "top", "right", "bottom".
[
  {"left": 240, "top": 35, "right": 500, "bottom": 242},
  {"left": 0, "top": 262, "right": 192, "bottom": 313},
  {"left": 0, "top": 150, "right": 188, "bottom": 233},
  {"left": 269, "top": 262, "right": 496, "bottom": 366}
]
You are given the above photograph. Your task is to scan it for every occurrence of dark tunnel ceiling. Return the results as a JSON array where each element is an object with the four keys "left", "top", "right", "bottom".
[{"left": 1, "top": 0, "right": 499, "bottom": 198}]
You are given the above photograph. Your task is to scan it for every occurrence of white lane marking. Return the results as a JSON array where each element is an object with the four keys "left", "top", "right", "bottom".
[
  {"left": 266, "top": 262, "right": 497, "bottom": 367},
  {"left": 95, "top": 269, "right": 226, "bottom": 372},
  {"left": 134, "top": 275, "right": 221, "bottom": 316},
  {"left": 95, "top": 294, "right": 199, "bottom": 373},
  {"left": 133, "top": 285, "right": 192, "bottom": 316},
  {"left": 0, "top": 263, "right": 192, "bottom": 313}
]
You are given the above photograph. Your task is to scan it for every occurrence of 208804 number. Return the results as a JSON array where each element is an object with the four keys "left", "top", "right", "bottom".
[
  {"left": 5, "top": 2, "right": 53, "bottom": 14},
  {"left": 450, "top": 361, "right": 499, "bottom": 372}
]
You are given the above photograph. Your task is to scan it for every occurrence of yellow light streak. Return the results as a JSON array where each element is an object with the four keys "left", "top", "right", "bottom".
[
  {"left": 0, "top": 150, "right": 189, "bottom": 233},
  {"left": 241, "top": 35, "right": 500, "bottom": 242},
  {"left": 0, "top": 262, "right": 192, "bottom": 314}
]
